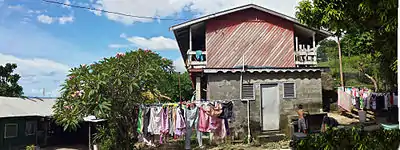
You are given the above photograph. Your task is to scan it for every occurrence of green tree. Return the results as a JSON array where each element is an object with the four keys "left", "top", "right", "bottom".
[
  {"left": 158, "top": 71, "right": 193, "bottom": 102},
  {"left": 0, "top": 63, "right": 23, "bottom": 97},
  {"left": 318, "top": 35, "right": 380, "bottom": 91},
  {"left": 296, "top": 0, "right": 397, "bottom": 89},
  {"left": 53, "top": 49, "right": 190, "bottom": 149}
]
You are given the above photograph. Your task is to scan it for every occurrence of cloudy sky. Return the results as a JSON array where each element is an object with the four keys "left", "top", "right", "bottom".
[{"left": 0, "top": 0, "right": 301, "bottom": 97}]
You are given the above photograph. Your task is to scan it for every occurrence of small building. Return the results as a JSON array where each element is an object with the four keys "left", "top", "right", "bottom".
[
  {"left": 0, "top": 96, "right": 55, "bottom": 149},
  {"left": 170, "top": 4, "right": 331, "bottom": 137}
]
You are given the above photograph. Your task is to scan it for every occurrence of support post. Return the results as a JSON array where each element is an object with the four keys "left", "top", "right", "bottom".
[
  {"left": 397, "top": 5, "right": 400, "bottom": 130},
  {"left": 189, "top": 26, "right": 192, "bottom": 51},
  {"left": 89, "top": 122, "right": 92, "bottom": 150},
  {"left": 312, "top": 33, "right": 316, "bottom": 48},
  {"left": 337, "top": 36, "right": 344, "bottom": 87},
  {"left": 196, "top": 76, "right": 201, "bottom": 100}
]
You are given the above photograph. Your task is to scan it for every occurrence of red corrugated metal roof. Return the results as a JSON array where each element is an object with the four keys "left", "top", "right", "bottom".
[{"left": 206, "top": 9, "right": 295, "bottom": 68}]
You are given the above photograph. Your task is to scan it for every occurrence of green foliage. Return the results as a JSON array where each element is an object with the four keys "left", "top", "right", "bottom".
[
  {"left": 25, "top": 145, "right": 35, "bottom": 150},
  {"left": 158, "top": 72, "right": 193, "bottom": 102},
  {"left": 53, "top": 49, "right": 192, "bottom": 149},
  {"left": 295, "top": 127, "right": 400, "bottom": 150},
  {"left": 0, "top": 63, "right": 23, "bottom": 97},
  {"left": 297, "top": 0, "right": 397, "bottom": 89}
]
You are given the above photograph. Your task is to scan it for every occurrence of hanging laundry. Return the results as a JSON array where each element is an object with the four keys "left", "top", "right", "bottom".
[
  {"left": 185, "top": 105, "right": 200, "bottom": 150},
  {"left": 142, "top": 107, "right": 151, "bottom": 136},
  {"left": 137, "top": 107, "right": 143, "bottom": 134},
  {"left": 148, "top": 107, "right": 162, "bottom": 135},
  {"left": 169, "top": 106, "right": 174, "bottom": 136},
  {"left": 218, "top": 101, "right": 233, "bottom": 119},
  {"left": 198, "top": 105, "right": 210, "bottom": 132},
  {"left": 175, "top": 107, "right": 186, "bottom": 136},
  {"left": 161, "top": 107, "right": 169, "bottom": 134},
  {"left": 196, "top": 50, "right": 203, "bottom": 61}
]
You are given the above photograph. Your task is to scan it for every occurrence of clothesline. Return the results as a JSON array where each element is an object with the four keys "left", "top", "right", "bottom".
[{"left": 137, "top": 100, "right": 234, "bottom": 149}]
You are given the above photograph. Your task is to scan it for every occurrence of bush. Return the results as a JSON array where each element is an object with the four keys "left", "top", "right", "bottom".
[{"left": 294, "top": 126, "right": 400, "bottom": 150}]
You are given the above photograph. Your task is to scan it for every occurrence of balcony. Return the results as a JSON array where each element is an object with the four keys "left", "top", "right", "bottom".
[
  {"left": 295, "top": 44, "right": 317, "bottom": 67},
  {"left": 186, "top": 50, "right": 207, "bottom": 68}
]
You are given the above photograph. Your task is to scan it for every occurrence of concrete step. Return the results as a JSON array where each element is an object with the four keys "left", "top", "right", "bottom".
[{"left": 257, "top": 131, "right": 286, "bottom": 143}]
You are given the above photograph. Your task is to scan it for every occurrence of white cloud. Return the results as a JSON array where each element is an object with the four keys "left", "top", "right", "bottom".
[
  {"left": 88, "top": 1, "right": 103, "bottom": 16},
  {"left": 62, "top": 0, "right": 71, "bottom": 9},
  {"left": 7, "top": 5, "right": 23, "bottom": 10},
  {"left": 37, "top": 14, "right": 54, "bottom": 24},
  {"left": 58, "top": 16, "right": 74, "bottom": 24},
  {"left": 122, "top": 35, "right": 178, "bottom": 50},
  {"left": 173, "top": 57, "right": 186, "bottom": 73},
  {"left": 108, "top": 44, "right": 130, "bottom": 48},
  {"left": 0, "top": 53, "right": 70, "bottom": 97},
  {"left": 37, "top": 14, "right": 74, "bottom": 24},
  {"left": 94, "top": 0, "right": 300, "bottom": 24},
  {"left": 28, "top": 10, "right": 42, "bottom": 14}
]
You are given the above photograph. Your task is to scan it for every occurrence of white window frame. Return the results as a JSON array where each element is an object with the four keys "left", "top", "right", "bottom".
[
  {"left": 4, "top": 123, "right": 18, "bottom": 138},
  {"left": 25, "top": 121, "right": 37, "bottom": 136},
  {"left": 283, "top": 82, "right": 296, "bottom": 98},
  {"left": 242, "top": 83, "right": 255, "bottom": 100}
]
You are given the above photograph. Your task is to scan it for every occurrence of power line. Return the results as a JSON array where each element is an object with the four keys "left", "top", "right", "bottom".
[{"left": 41, "top": 0, "right": 189, "bottom": 21}]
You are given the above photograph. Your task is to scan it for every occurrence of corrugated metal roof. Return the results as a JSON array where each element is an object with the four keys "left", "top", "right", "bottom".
[
  {"left": 205, "top": 9, "right": 295, "bottom": 68},
  {"left": 203, "top": 67, "right": 327, "bottom": 73},
  {"left": 170, "top": 4, "right": 332, "bottom": 36},
  {"left": 0, "top": 96, "right": 56, "bottom": 118}
]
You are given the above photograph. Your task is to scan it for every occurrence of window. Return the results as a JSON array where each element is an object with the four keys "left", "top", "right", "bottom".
[
  {"left": 25, "top": 121, "right": 37, "bottom": 136},
  {"left": 283, "top": 83, "right": 296, "bottom": 98},
  {"left": 4, "top": 124, "right": 18, "bottom": 138},
  {"left": 242, "top": 84, "right": 254, "bottom": 99}
]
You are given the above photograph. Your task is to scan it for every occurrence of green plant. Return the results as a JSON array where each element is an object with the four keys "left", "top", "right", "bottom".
[
  {"left": 25, "top": 145, "right": 35, "bottom": 150},
  {"left": 294, "top": 127, "right": 400, "bottom": 150}
]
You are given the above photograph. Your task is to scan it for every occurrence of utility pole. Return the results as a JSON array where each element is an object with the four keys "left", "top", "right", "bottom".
[
  {"left": 178, "top": 72, "right": 182, "bottom": 102},
  {"left": 337, "top": 36, "right": 344, "bottom": 87}
]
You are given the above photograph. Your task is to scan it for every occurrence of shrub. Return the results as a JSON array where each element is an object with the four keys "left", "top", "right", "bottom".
[{"left": 294, "top": 126, "right": 400, "bottom": 150}]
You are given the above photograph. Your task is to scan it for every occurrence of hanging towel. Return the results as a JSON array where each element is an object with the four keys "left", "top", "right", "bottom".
[{"left": 195, "top": 50, "right": 203, "bottom": 61}]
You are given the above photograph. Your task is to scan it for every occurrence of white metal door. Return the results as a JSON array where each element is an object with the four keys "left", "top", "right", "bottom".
[{"left": 261, "top": 84, "right": 280, "bottom": 130}]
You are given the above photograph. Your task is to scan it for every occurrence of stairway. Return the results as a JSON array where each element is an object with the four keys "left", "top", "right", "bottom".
[{"left": 257, "top": 130, "right": 286, "bottom": 143}]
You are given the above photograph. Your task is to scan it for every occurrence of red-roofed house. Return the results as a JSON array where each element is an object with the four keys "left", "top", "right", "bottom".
[{"left": 171, "top": 4, "right": 331, "bottom": 138}]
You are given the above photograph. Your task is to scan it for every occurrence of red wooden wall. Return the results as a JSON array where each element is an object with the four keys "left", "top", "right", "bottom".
[{"left": 205, "top": 8, "right": 295, "bottom": 68}]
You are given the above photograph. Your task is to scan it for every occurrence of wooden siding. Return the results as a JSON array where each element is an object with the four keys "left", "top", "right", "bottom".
[{"left": 206, "top": 8, "right": 295, "bottom": 68}]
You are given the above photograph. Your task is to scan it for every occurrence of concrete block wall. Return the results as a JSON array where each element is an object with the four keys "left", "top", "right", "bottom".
[{"left": 207, "top": 71, "right": 322, "bottom": 138}]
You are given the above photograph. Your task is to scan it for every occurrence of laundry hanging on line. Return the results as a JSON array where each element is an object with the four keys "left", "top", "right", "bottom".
[{"left": 136, "top": 100, "right": 235, "bottom": 146}]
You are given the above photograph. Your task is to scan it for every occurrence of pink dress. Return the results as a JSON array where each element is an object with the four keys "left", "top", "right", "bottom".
[
  {"left": 160, "top": 107, "right": 169, "bottom": 134},
  {"left": 198, "top": 106, "right": 210, "bottom": 132}
]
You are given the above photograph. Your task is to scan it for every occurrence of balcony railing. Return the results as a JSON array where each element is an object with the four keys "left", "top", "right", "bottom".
[
  {"left": 186, "top": 49, "right": 207, "bottom": 68},
  {"left": 295, "top": 44, "right": 317, "bottom": 67}
]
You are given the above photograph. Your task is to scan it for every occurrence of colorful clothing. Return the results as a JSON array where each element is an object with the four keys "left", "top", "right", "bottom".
[{"left": 148, "top": 107, "right": 162, "bottom": 135}]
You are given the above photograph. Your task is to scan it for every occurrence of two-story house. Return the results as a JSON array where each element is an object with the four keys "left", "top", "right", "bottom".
[{"left": 170, "top": 4, "right": 331, "bottom": 138}]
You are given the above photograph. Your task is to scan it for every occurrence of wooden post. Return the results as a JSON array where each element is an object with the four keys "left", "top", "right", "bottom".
[
  {"left": 337, "top": 36, "right": 345, "bottom": 87},
  {"left": 196, "top": 77, "right": 201, "bottom": 100}
]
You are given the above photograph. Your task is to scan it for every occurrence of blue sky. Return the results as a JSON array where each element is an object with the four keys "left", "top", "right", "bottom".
[{"left": 0, "top": 0, "right": 300, "bottom": 97}]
